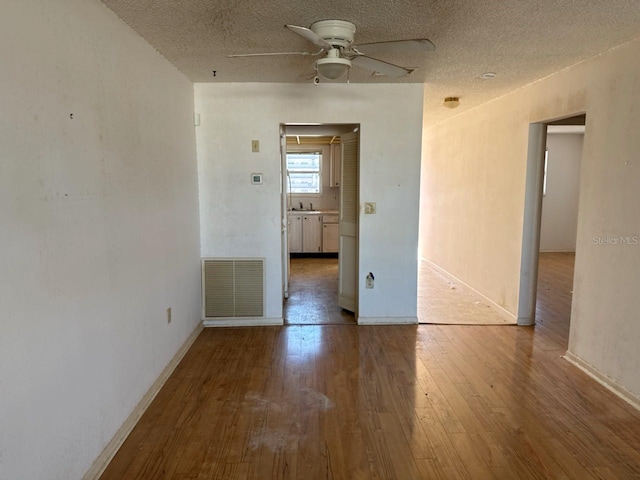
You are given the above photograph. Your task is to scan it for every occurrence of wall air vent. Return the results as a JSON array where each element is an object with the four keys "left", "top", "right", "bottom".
[{"left": 202, "top": 258, "right": 265, "bottom": 319}]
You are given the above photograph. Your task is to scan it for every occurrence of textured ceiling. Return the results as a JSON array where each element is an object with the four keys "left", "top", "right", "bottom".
[{"left": 101, "top": 0, "right": 640, "bottom": 125}]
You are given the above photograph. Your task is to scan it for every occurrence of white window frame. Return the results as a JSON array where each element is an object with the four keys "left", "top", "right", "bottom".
[{"left": 286, "top": 147, "right": 323, "bottom": 196}]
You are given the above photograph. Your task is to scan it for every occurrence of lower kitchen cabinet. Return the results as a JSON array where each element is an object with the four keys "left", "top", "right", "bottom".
[
  {"left": 322, "top": 223, "right": 339, "bottom": 252},
  {"left": 288, "top": 214, "right": 302, "bottom": 252},
  {"left": 302, "top": 215, "right": 322, "bottom": 253},
  {"left": 288, "top": 213, "right": 322, "bottom": 253}
]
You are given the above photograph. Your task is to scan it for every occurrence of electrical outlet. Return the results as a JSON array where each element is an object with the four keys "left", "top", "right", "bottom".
[
  {"left": 251, "top": 140, "right": 260, "bottom": 152},
  {"left": 366, "top": 272, "right": 375, "bottom": 289},
  {"left": 167, "top": 307, "right": 172, "bottom": 324}
]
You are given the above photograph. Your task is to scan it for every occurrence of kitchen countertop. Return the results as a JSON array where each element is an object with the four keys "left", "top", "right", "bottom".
[{"left": 288, "top": 209, "right": 338, "bottom": 215}]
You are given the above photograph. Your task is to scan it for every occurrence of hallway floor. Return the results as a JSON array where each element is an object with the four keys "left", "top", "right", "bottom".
[
  {"left": 535, "top": 252, "right": 575, "bottom": 347},
  {"left": 287, "top": 254, "right": 575, "bottom": 327},
  {"left": 418, "top": 261, "right": 516, "bottom": 325}
]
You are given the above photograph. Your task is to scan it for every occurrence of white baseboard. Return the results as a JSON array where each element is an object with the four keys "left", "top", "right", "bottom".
[
  {"left": 420, "top": 257, "right": 517, "bottom": 323},
  {"left": 539, "top": 249, "right": 576, "bottom": 253},
  {"left": 83, "top": 321, "right": 204, "bottom": 480},
  {"left": 203, "top": 317, "right": 284, "bottom": 327},
  {"left": 563, "top": 351, "right": 640, "bottom": 412},
  {"left": 358, "top": 316, "right": 418, "bottom": 325}
]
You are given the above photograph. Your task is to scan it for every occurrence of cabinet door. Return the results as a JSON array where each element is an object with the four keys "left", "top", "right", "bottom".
[
  {"left": 322, "top": 223, "right": 339, "bottom": 252},
  {"left": 288, "top": 215, "right": 302, "bottom": 252},
  {"left": 331, "top": 143, "right": 341, "bottom": 187},
  {"left": 302, "top": 215, "right": 322, "bottom": 252}
]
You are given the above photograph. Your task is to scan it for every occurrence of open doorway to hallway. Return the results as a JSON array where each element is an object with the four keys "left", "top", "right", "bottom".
[
  {"left": 534, "top": 118, "right": 584, "bottom": 346},
  {"left": 519, "top": 114, "right": 585, "bottom": 343}
]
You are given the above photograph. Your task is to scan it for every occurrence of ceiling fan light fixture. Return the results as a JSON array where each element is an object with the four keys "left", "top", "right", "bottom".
[
  {"left": 316, "top": 57, "right": 351, "bottom": 80},
  {"left": 443, "top": 97, "right": 460, "bottom": 109}
]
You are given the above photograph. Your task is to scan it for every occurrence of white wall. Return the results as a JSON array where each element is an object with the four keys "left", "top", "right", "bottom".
[
  {"left": 420, "top": 38, "right": 640, "bottom": 397},
  {"left": 540, "top": 134, "right": 583, "bottom": 252},
  {"left": 0, "top": 1, "right": 201, "bottom": 478},
  {"left": 195, "top": 83, "right": 423, "bottom": 322}
]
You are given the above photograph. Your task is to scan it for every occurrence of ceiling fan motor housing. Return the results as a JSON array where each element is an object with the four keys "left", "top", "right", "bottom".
[{"left": 310, "top": 20, "right": 356, "bottom": 48}]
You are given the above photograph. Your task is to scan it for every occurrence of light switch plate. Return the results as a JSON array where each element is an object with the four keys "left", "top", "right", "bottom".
[
  {"left": 251, "top": 140, "right": 260, "bottom": 152},
  {"left": 364, "top": 202, "right": 376, "bottom": 214}
]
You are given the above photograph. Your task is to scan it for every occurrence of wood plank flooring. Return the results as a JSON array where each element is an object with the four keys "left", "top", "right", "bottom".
[
  {"left": 535, "top": 252, "right": 575, "bottom": 347},
  {"left": 100, "top": 253, "right": 640, "bottom": 479},
  {"left": 284, "top": 257, "right": 355, "bottom": 325}
]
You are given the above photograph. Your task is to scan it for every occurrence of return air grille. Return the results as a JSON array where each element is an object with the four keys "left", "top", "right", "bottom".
[{"left": 202, "top": 258, "right": 264, "bottom": 318}]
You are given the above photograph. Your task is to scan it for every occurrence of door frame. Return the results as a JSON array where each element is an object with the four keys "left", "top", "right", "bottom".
[
  {"left": 517, "top": 113, "right": 586, "bottom": 325},
  {"left": 280, "top": 123, "right": 360, "bottom": 319},
  {"left": 280, "top": 125, "right": 289, "bottom": 299}
]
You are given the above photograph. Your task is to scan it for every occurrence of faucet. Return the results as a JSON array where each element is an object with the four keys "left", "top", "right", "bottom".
[
  {"left": 299, "top": 201, "right": 303, "bottom": 210},
  {"left": 309, "top": 203, "right": 313, "bottom": 211}
]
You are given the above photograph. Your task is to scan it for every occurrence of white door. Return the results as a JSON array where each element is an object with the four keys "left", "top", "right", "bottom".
[
  {"left": 280, "top": 125, "right": 290, "bottom": 299},
  {"left": 338, "top": 131, "right": 359, "bottom": 313}
]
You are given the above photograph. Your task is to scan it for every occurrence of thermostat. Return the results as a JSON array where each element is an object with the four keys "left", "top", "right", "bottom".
[{"left": 251, "top": 173, "right": 263, "bottom": 185}]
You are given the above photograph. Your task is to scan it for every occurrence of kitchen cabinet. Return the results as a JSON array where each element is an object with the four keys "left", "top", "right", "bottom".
[
  {"left": 302, "top": 214, "right": 322, "bottom": 252},
  {"left": 322, "top": 223, "right": 339, "bottom": 252},
  {"left": 288, "top": 214, "right": 302, "bottom": 253},
  {"left": 330, "top": 143, "right": 341, "bottom": 188},
  {"left": 288, "top": 213, "right": 322, "bottom": 253}
]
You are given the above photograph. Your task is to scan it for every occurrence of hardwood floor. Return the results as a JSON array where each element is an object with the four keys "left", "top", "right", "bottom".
[
  {"left": 284, "top": 257, "right": 355, "bottom": 325},
  {"left": 535, "top": 252, "right": 575, "bottom": 348},
  {"left": 100, "top": 253, "right": 640, "bottom": 479}
]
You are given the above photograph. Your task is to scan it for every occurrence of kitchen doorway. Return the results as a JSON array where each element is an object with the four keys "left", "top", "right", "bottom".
[{"left": 280, "top": 124, "right": 359, "bottom": 325}]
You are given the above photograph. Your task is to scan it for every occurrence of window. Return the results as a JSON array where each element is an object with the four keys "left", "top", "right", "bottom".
[{"left": 286, "top": 151, "right": 322, "bottom": 194}]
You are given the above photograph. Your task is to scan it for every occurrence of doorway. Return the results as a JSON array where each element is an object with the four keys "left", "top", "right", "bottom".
[
  {"left": 536, "top": 121, "right": 584, "bottom": 344},
  {"left": 280, "top": 124, "right": 359, "bottom": 325},
  {"left": 518, "top": 114, "right": 585, "bottom": 344}
]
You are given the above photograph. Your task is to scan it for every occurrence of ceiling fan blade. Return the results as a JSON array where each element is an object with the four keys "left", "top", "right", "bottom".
[
  {"left": 353, "top": 39, "right": 435, "bottom": 55},
  {"left": 227, "top": 50, "right": 320, "bottom": 58},
  {"left": 350, "top": 55, "right": 414, "bottom": 77},
  {"left": 285, "top": 24, "right": 332, "bottom": 50}
]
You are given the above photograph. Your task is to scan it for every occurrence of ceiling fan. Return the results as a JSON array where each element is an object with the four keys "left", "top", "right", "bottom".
[{"left": 227, "top": 20, "right": 435, "bottom": 82}]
